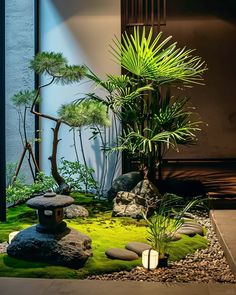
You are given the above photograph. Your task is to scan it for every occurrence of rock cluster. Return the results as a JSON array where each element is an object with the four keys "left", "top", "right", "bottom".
[
  {"left": 88, "top": 211, "right": 236, "bottom": 283},
  {"left": 112, "top": 180, "right": 161, "bottom": 218}
]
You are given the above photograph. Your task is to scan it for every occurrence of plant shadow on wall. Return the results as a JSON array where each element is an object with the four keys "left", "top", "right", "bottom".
[
  {"left": 9, "top": 52, "right": 111, "bottom": 198},
  {"left": 85, "top": 27, "right": 207, "bottom": 190}
]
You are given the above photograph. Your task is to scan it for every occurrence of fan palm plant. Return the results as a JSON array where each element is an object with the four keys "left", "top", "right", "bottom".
[{"left": 108, "top": 27, "right": 207, "bottom": 182}]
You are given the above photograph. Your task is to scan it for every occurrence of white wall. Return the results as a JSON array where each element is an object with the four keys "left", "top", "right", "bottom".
[{"left": 39, "top": 0, "right": 121, "bottom": 191}]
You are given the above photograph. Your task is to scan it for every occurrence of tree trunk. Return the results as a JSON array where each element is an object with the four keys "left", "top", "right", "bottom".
[{"left": 48, "top": 120, "right": 70, "bottom": 195}]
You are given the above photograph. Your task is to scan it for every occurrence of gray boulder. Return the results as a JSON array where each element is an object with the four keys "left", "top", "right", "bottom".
[
  {"left": 64, "top": 204, "right": 89, "bottom": 219},
  {"left": 112, "top": 180, "right": 161, "bottom": 218},
  {"left": 107, "top": 171, "right": 142, "bottom": 201},
  {"left": 7, "top": 225, "right": 92, "bottom": 268}
]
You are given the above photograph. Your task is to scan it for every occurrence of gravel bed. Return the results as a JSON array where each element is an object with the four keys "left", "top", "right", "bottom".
[{"left": 88, "top": 211, "right": 236, "bottom": 283}]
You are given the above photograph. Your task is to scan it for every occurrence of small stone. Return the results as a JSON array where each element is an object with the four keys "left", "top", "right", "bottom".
[
  {"left": 64, "top": 204, "right": 89, "bottom": 219},
  {"left": 105, "top": 248, "right": 139, "bottom": 261},
  {"left": 125, "top": 242, "right": 151, "bottom": 256},
  {"left": 0, "top": 242, "right": 8, "bottom": 254}
]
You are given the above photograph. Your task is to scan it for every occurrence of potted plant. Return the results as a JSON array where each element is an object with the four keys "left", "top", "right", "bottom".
[{"left": 143, "top": 193, "right": 201, "bottom": 267}]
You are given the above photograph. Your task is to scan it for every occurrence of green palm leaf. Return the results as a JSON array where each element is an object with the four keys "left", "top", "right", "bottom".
[{"left": 110, "top": 27, "right": 207, "bottom": 85}]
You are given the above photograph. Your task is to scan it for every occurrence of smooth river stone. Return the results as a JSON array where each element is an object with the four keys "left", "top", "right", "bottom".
[
  {"left": 105, "top": 248, "right": 139, "bottom": 261},
  {"left": 125, "top": 242, "right": 151, "bottom": 256}
]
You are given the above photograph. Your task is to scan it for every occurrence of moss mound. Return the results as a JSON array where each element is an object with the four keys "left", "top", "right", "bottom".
[{"left": 0, "top": 195, "right": 208, "bottom": 279}]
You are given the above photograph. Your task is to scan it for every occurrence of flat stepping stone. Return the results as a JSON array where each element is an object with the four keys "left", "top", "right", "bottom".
[
  {"left": 171, "top": 233, "right": 182, "bottom": 241},
  {"left": 176, "top": 225, "right": 204, "bottom": 236},
  {"left": 176, "top": 227, "right": 197, "bottom": 236},
  {"left": 105, "top": 248, "right": 139, "bottom": 261},
  {"left": 125, "top": 242, "right": 151, "bottom": 256},
  {"left": 181, "top": 221, "right": 202, "bottom": 228}
]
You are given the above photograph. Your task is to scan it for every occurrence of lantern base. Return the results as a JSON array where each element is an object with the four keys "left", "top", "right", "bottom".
[
  {"left": 36, "top": 221, "right": 67, "bottom": 234},
  {"left": 7, "top": 225, "right": 92, "bottom": 268}
]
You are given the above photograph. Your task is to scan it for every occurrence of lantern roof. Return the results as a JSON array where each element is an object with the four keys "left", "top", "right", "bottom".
[{"left": 27, "top": 191, "right": 74, "bottom": 210}]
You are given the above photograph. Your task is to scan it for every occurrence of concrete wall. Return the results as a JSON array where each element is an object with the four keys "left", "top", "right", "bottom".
[
  {"left": 39, "top": 0, "right": 121, "bottom": 191},
  {"left": 5, "top": 0, "right": 35, "bottom": 182}
]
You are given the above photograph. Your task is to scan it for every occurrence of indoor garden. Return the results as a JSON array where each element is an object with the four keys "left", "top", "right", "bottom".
[{"left": 1, "top": 24, "right": 236, "bottom": 285}]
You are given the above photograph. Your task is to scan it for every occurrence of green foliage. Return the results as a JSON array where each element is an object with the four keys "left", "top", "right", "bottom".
[
  {"left": 58, "top": 158, "right": 98, "bottom": 193},
  {"left": 111, "top": 27, "right": 207, "bottom": 85},
  {"left": 6, "top": 172, "right": 57, "bottom": 205},
  {"left": 116, "top": 95, "right": 201, "bottom": 159},
  {"left": 6, "top": 162, "right": 18, "bottom": 187},
  {"left": 55, "top": 65, "right": 87, "bottom": 84},
  {"left": 11, "top": 90, "right": 39, "bottom": 107},
  {"left": 85, "top": 29, "right": 207, "bottom": 178},
  {"left": 30, "top": 52, "right": 67, "bottom": 75},
  {"left": 30, "top": 52, "right": 86, "bottom": 84},
  {"left": 0, "top": 202, "right": 207, "bottom": 278},
  {"left": 59, "top": 100, "right": 111, "bottom": 127},
  {"left": 144, "top": 193, "right": 204, "bottom": 258}
]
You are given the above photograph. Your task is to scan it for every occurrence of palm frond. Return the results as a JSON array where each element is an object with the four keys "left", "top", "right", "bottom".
[{"left": 110, "top": 27, "right": 207, "bottom": 86}]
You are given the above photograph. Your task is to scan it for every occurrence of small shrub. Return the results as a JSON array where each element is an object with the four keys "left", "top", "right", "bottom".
[
  {"left": 6, "top": 172, "right": 57, "bottom": 205},
  {"left": 58, "top": 158, "right": 98, "bottom": 193}
]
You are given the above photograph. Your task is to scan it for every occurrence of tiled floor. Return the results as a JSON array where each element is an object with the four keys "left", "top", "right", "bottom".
[{"left": 0, "top": 277, "right": 235, "bottom": 295}]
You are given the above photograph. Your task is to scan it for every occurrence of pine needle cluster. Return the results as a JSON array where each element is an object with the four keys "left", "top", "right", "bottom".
[{"left": 59, "top": 100, "right": 111, "bottom": 127}]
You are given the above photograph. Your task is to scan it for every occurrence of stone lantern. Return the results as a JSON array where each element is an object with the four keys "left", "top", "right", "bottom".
[
  {"left": 7, "top": 191, "right": 92, "bottom": 268},
  {"left": 27, "top": 191, "right": 74, "bottom": 234}
]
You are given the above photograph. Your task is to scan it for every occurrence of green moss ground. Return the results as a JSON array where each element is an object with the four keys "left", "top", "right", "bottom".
[{"left": 0, "top": 195, "right": 208, "bottom": 279}]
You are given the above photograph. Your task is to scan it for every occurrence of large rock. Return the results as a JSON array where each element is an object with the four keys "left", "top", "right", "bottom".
[
  {"left": 7, "top": 225, "right": 92, "bottom": 268},
  {"left": 64, "top": 204, "right": 89, "bottom": 219},
  {"left": 112, "top": 180, "right": 161, "bottom": 218},
  {"left": 131, "top": 179, "right": 161, "bottom": 200},
  {"left": 112, "top": 192, "right": 144, "bottom": 218},
  {"left": 107, "top": 171, "right": 142, "bottom": 201}
]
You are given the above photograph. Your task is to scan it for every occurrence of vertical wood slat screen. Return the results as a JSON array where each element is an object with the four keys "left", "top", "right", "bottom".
[{"left": 121, "top": 0, "right": 166, "bottom": 33}]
